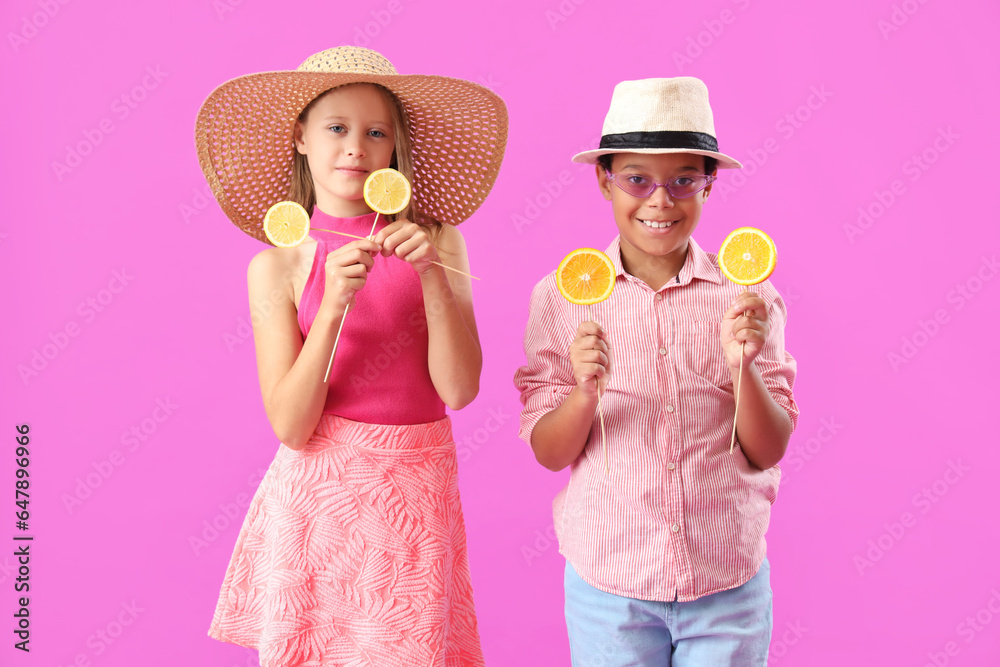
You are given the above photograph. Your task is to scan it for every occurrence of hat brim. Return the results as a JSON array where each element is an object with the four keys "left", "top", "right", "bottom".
[
  {"left": 571, "top": 147, "right": 742, "bottom": 170},
  {"left": 196, "top": 70, "right": 508, "bottom": 244}
]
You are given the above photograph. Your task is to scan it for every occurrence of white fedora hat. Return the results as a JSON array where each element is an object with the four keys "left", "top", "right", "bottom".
[{"left": 572, "top": 77, "right": 742, "bottom": 169}]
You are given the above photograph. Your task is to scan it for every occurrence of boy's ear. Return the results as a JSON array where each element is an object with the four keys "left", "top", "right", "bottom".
[
  {"left": 702, "top": 169, "right": 719, "bottom": 200},
  {"left": 596, "top": 164, "right": 613, "bottom": 201}
]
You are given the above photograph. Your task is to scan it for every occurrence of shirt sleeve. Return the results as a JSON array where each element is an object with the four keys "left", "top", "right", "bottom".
[
  {"left": 512, "top": 274, "right": 577, "bottom": 445},
  {"left": 754, "top": 284, "right": 800, "bottom": 432}
]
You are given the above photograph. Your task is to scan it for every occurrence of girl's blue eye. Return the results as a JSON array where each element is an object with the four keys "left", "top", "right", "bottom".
[
  {"left": 329, "top": 125, "right": 345, "bottom": 133},
  {"left": 369, "top": 129, "right": 387, "bottom": 138}
]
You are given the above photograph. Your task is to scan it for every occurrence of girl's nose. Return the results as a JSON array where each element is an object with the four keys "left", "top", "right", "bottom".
[{"left": 345, "top": 138, "right": 366, "bottom": 158}]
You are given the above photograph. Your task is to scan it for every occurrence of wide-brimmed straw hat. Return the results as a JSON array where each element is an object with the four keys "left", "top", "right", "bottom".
[
  {"left": 195, "top": 46, "right": 509, "bottom": 243},
  {"left": 572, "top": 77, "right": 741, "bottom": 169}
]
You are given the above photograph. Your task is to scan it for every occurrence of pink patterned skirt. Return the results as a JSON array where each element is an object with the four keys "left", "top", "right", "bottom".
[{"left": 208, "top": 414, "right": 484, "bottom": 666}]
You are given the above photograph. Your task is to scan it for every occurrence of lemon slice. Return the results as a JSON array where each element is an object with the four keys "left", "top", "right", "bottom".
[
  {"left": 557, "top": 248, "right": 616, "bottom": 305},
  {"left": 718, "top": 227, "right": 777, "bottom": 286},
  {"left": 363, "top": 168, "right": 411, "bottom": 215},
  {"left": 263, "top": 201, "right": 310, "bottom": 247}
]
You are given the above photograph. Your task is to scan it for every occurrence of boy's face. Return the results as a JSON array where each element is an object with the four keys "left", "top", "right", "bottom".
[{"left": 597, "top": 152, "right": 714, "bottom": 279}]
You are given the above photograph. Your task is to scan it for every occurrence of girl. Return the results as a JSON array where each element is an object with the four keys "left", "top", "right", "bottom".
[{"left": 195, "top": 46, "right": 508, "bottom": 666}]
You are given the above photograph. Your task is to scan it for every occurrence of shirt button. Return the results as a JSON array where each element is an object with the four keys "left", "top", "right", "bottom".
[
  {"left": 666, "top": 404, "right": 675, "bottom": 413},
  {"left": 655, "top": 293, "right": 663, "bottom": 301},
  {"left": 658, "top": 347, "right": 667, "bottom": 355},
  {"left": 671, "top": 524, "right": 680, "bottom": 533},
  {"left": 667, "top": 462, "right": 676, "bottom": 470}
]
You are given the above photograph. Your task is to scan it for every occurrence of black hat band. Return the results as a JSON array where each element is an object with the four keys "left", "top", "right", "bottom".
[{"left": 599, "top": 131, "right": 719, "bottom": 153}]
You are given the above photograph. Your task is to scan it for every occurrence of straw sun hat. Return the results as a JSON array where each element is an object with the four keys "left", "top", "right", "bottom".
[
  {"left": 195, "top": 46, "right": 509, "bottom": 244},
  {"left": 572, "top": 77, "right": 742, "bottom": 169}
]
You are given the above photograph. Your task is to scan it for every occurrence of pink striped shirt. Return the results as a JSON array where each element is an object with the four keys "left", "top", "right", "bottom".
[{"left": 514, "top": 235, "right": 798, "bottom": 602}]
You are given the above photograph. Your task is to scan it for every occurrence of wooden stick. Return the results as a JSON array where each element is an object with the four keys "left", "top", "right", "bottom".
[
  {"left": 324, "top": 298, "right": 351, "bottom": 383},
  {"left": 729, "top": 302, "right": 750, "bottom": 453},
  {"left": 311, "top": 227, "right": 481, "bottom": 280},
  {"left": 589, "top": 304, "right": 609, "bottom": 475},
  {"left": 729, "top": 339, "right": 744, "bottom": 453},
  {"left": 322, "top": 216, "right": 380, "bottom": 383},
  {"left": 367, "top": 212, "right": 381, "bottom": 240}
]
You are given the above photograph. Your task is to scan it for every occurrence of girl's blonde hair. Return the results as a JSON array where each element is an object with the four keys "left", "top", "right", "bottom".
[{"left": 288, "top": 83, "right": 443, "bottom": 242}]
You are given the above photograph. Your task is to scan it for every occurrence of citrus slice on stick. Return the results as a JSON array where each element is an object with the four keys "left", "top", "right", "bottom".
[
  {"left": 363, "top": 168, "right": 411, "bottom": 215},
  {"left": 557, "top": 248, "right": 616, "bottom": 305},
  {"left": 263, "top": 201, "right": 310, "bottom": 247},
  {"left": 718, "top": 227, "right": 777, "bottom": 286},
  {"left": 718, "top": 226, "right": 778, "bottom": 454}
]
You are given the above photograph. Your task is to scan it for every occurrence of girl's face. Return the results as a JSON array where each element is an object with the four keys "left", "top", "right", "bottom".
[{"left": 294, "top": 84, "right": 396, "bottom": 217}]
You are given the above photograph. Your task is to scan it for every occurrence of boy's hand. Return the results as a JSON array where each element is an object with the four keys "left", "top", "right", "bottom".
[
  {"left": 721, "top": 291, "right": 770, "bottom": 369},
  {"left": 569, "top": 321, "right": 610, "bottom": 397}
]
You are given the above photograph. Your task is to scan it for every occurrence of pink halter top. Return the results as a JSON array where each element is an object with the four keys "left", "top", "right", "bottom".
[{"left": 296, "top": 208, "right": 446, "bottom": 425}]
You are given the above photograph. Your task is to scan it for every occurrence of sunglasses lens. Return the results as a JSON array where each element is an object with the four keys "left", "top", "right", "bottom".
[
  {"left": 615, "top": 174, "right": 654, "bottom": 197},
  {"left": 670, "top": 176, "right": 711, "bottom": 198}
]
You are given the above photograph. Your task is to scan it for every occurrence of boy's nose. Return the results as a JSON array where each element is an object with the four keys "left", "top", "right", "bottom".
[{"left": 646, "top": 185, "right": 675, "bottom": 207}]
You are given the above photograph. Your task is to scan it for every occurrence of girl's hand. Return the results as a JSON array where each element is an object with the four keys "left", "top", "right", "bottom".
[
  {"left": 721, "top": 291, "right": 770, "bottom": 369},
  {"left": 372, "top": 219, "right": 440, "bottom": 276},
  {"left": 322, "top": 238, "right": 381, "bottom": 312},
  {"left": 569, "top": 321, "right": 611, "bottom": 398}
]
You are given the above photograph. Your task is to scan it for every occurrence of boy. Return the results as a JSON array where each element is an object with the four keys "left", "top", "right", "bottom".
[{"left": 513, "top": 78, "right": 799, "bottom": 666}]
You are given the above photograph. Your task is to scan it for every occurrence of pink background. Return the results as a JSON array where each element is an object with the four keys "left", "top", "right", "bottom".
[{"left": 3, "top": 0, "right": 999, "bottom": 665}]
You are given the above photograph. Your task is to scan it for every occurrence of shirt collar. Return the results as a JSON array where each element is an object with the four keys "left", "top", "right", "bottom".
[{"left": 604, "top": 235, "right": 723, "bottom": 288}]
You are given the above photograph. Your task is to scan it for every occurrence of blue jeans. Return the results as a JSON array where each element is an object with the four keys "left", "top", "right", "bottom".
[{"left": 564, "top": 559, "right": 773, "bottom": 666}]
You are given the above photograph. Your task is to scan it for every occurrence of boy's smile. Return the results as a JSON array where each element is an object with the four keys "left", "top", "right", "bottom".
[{"left": 597, "top": 152, "right": 715, "bottom": 289}]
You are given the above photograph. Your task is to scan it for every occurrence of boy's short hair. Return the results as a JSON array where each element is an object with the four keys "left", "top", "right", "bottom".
[{"left": 597, "top": 153, "right": 718, "bottom": 175}]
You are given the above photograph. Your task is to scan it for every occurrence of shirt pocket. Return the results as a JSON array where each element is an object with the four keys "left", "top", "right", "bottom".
[{"left": 676, "top": 320, "right": 731, "bottom": 390}]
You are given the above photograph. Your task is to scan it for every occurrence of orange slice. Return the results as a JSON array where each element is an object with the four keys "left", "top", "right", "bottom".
[
  {"left": 557, "top": 248, "right": 616, "bottom": 305},
  {"left": 363, "top": 168, "right": 411, "bottom": 215},
  {"left": 263, "top": 201, "right": 310, "bottom": 247},
  {"left": 718, "top": 227, "right": 777, "bottom": 286}
]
